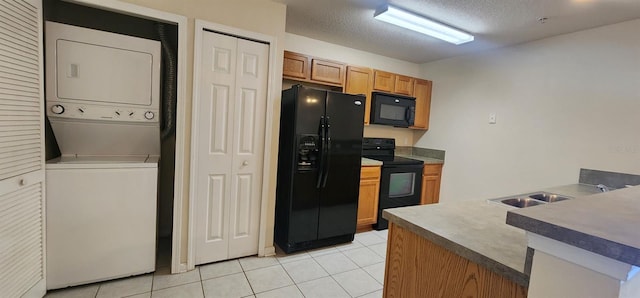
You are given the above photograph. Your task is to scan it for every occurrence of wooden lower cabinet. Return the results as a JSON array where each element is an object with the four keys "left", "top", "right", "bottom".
[
  {"left": 421, "top": 164, "right": 442, "bottom": 205},
  {"left": 357, "top": 166, "right": 381, "bottom": 227},
  {"left": 384, "top": 223, "right": 528, "bottom": 298}
]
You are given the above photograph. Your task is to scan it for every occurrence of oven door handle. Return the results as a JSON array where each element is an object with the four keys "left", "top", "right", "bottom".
[{"left": 321, "top": 117, "right": 331, "bottom": 188}]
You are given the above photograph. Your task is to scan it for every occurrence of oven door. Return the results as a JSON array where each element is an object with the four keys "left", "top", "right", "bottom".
[
  {"left": 374, "top": 164, "right": 423, "bottom": 230},
  {"left": 370, "top": 92, "right": 416, "bottom": 127}
]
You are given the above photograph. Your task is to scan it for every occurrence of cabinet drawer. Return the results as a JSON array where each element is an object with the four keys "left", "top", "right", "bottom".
[
  {"left": 361, "top": 166, "right": 381, "bottom": 179},
  {"left": 423, "top": 164, "right": 442, "bottom": 175}
]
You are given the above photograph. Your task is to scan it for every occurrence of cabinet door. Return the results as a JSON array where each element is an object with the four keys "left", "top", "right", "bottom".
[
  {"left": 311, "top": 58, "right": 345, "bottom": 86},
  {"left": 0, "top": 0, "right": 46, "bottom": 297},
  {"left": 411, "top": 79, "right": 432, "bottom": 130},
  {"left": 345, "top": 66, "right": 373, "bottom": 125},
  {"left": 373, "top": 70, "right": 395, "bottom": 93},
  {"left": 357, "top": 166, "right": 380, "bottom": 226},
  {"left": 394, "top": 75, "right": 414, "bottom": 96},
  {"left": 283, "top": 51, "right": 310, "bottom": 80},
  {"left": 421, "top": 164, "right": 442, "bottom": 205}
]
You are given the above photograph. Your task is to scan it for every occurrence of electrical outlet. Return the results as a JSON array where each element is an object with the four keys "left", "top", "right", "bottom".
[{"left": 489, "top": 113, "right": 497, "bottom": 124}]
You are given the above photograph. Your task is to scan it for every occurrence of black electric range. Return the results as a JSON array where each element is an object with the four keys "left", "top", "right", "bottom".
[{"left": 362, "top": 137, "right": 423, "bottom": 230}]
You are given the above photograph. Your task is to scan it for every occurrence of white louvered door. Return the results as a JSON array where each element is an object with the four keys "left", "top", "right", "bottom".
[
  {"left": 0, "top": 0, "right": 46, "bottom": 297},
  {"left": 192, "top": 30, "right": 268, "bottom": 265}
]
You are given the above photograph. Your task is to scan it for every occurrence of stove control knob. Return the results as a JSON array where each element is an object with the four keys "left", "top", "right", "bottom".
[
  {"left": 51, "top": 104, "right": 65, "bottom": 114},
  {"left": 144, "top": 111, "right": 155, "bottom": 120}
]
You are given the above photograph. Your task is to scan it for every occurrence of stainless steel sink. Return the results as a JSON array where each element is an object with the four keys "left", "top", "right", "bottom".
[
  {"left": 500, "top": 197, "right": 545, "bottom": 208},
  {"left": 528, "top": 192, "right": 570, "bottom": 202},
  {"left": 489, "top": 192, "right": 572, "bottom": 208}
]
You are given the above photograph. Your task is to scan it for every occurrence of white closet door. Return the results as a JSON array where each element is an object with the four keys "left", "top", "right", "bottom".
[
  {"left": 227, "top": 38, "right": 268, "bottom": 259},
  {"left": 193, "top": 30, "right": 268, "bottom": 264},
  {"left": 0, "top": 0, "right": 46, "bottom": 297}
]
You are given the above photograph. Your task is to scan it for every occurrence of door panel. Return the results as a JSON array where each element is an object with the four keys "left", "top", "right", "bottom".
[
  {"left": 206, "top": 175, "right": 226, "bottom": 242},
  {"left": 0, "top": 0, "right": 45, "bottom": 296},
  {"left": 194, "top": 30, "right": 268, "bottom": 264},
  {"left": 228, "top": 38, "right": 268, "bottom": 258},
  {"left": 195, "top": 32, "right": 237, "bottom": 264},
  {"left": 317, "top": 92, "right": 364, "bottom": 238}
]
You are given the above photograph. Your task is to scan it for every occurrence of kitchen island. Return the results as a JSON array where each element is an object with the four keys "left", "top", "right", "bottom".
[{"left": 381, "top": 184, "right": 599, "bottom": 297}]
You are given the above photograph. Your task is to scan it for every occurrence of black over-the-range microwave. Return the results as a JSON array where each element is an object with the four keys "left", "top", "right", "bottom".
[{"left": 370, "top": 92, "right": 416, "bottom": 127}]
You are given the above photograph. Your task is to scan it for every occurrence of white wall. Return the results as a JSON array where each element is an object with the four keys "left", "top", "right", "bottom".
[
  {"left": 416, "top": 19, "right": 640, "bottom": 202},
  {"left": 285, "top": 33, "right": 421, "bottom": 145}
]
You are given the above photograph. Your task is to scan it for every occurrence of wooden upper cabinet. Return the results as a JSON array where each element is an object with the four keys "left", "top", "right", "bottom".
[
  {"left": 345, "top": 66, "right": 373, "bottom": 125},
  {"left": 394, "top": 75, "right": 414, "bottom": 96},
  {"left": 372, "top": 69, "right": 395, "bottom": 93},
  {"left": 311, "top": 58, "right": 345, "bottom": 86},
  {"left": 283, "top": 51, "right": 310, "bottom": 80},
  {"left": 283, "top": 50, "right": 345, "bottom": 87},
  {"left": 411, "top": 79, "right": 432, "bottom": 130}
]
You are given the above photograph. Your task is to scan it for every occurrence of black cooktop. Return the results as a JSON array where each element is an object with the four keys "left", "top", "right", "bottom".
[{"left": 362, "top": 137, "right": 423, "bottom": 166}]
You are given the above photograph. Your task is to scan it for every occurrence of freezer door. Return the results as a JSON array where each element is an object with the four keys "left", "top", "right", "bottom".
[{"left": 317, "top": 92, "right": 365, "bottom": 239}]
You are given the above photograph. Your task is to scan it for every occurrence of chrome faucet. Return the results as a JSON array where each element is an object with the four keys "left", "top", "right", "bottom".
[{"left": 596, "top": 184, "right": 610, "bottom": 192}]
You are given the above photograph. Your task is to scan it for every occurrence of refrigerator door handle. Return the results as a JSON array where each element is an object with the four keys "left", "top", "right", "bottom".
[
  {"left": 321, "top": 117, "right": 331, "bottom": 188},
  {"left": 316, "top": 116, "right": 327, "bottom": 189}
]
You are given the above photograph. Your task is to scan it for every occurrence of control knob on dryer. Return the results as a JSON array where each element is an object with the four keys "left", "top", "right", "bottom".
[
  {"left": 51, "top": 104, "right": 65, "bottom": 114},
  {"left": 144, "top": 111, "right": 155, "bottom": 120}
]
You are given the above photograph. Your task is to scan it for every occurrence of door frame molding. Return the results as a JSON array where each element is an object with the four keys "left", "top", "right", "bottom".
[
  {"left": 65, "top": 0, "right": 189, "bottom": 273},
  {"left": 189, "top": 19, "right": 277, "bottom": 268}
]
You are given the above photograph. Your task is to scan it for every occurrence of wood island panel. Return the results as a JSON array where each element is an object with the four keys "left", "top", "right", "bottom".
[{"left": 384, "top": 223, "right": 528, "bottom": 298}]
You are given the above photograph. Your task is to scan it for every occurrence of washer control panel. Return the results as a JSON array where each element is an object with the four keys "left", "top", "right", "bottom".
[{"left": 47, "top": 102, "right": 159, "bottom": 123}]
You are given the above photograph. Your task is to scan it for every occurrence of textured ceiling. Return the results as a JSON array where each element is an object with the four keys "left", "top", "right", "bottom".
[{"left": 271, "top": 0, "right": 640, "bottom": 63}]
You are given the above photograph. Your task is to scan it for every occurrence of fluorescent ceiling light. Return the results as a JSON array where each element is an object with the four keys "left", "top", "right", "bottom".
[{"left": 374, "top": 4, "right": 474, "bottom": 45}]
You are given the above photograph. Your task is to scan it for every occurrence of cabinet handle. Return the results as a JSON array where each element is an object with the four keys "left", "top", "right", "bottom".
[
  {"left": 243, "top": 161, "right": 249, "bottom": 166},
  {"left": 19, "top": 178, "right": 27, "bottom": 186}
]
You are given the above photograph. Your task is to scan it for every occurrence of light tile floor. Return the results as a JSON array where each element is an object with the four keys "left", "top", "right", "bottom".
[{"left": 44, "top": 230, "right": 388, "bottom": 298}]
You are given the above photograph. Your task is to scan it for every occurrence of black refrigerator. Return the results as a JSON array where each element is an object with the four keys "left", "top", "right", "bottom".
[{"left": 275, "top": 85, "right": 365, "bottom": 253}]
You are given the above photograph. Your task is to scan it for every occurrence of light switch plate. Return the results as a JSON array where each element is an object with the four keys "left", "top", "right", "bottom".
[{"left": 489, "top": 113, "right": 497, "bottom": 124}]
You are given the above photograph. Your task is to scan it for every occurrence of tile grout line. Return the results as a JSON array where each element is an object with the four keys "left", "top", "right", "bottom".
[{"left": 199, "top": 267, "right": 205, "bottom": 298}]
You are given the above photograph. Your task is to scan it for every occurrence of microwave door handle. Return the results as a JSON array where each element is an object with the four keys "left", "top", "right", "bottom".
[
  {"left": 405, "top": 106, "right": 411, "bottom": 122},
  {"left": 321, "top": 117, "right": 331, "bottom": 188}
]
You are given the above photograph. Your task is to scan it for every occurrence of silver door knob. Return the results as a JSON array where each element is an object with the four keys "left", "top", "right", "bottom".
[{"left": 242, "top": 161, "right": 249, "bottom": 166}]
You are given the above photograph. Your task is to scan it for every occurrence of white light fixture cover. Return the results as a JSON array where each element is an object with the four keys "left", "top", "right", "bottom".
[{"left": 374, "top": 4, "right": 474, "bottom": 45}]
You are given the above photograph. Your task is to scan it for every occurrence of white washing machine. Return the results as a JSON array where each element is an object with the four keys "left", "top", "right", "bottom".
[
  {"left": 44, "top": 22, "right": 162, "bottom": 289},
  {"left": 46, "top": 156, "right": 158, "bottom": 289}
]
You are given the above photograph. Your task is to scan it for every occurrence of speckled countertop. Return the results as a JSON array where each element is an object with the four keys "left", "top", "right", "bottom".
[
  {"left": 361, "top": 157, "right": 382, "bottom": 166},
  {"left": 396, "top": 154, "right": 444, "bottom": 165},
  {"left": 382, "top": 183, "right": 600, "bottom": 287},
  {"left": 507, "top": 185, "right": 640, "bottom": 267}
]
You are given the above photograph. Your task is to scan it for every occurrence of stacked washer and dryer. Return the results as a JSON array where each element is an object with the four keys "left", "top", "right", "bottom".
[{"left": 44, "top": 22, "right": 162, "bottom": 289}]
